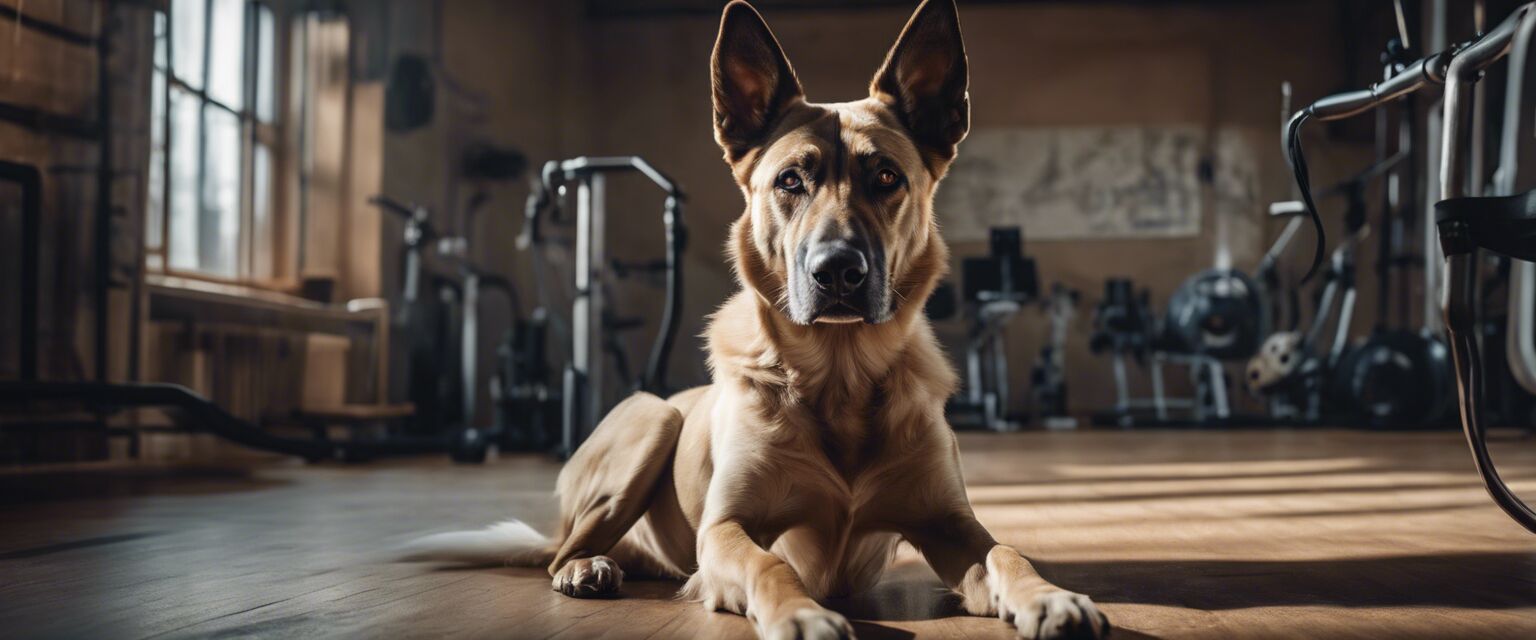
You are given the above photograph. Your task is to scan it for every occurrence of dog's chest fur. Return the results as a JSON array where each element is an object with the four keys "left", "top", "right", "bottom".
[{"left": 693, "top": 291, "right": 958, "bottom": 598}]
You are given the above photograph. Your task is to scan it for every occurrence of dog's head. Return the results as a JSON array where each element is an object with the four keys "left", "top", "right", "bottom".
[{"left": 713, "top": 0, "right": 967, "bottom": 326}]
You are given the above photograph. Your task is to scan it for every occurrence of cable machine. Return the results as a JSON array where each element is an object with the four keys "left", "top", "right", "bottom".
[
  {"left": 522, "top": 157, "right": 687, "bottom": 458},
  {"left": 1284, "top": 1, "right": 1536, "bottom": 533}
]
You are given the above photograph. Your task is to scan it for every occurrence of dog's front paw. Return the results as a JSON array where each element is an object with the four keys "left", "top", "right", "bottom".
[
  {"left": 762, "top": 604, "right": 855, "bottom": 640},
  {"left": 1000, "top": 588, "right": 1108, "bottom": 640},
  {"left": 551, "top": 555, "right": 623, "bottom": 598}
]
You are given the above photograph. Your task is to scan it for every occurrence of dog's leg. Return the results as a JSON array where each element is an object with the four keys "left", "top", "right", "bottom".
[
  {"left": 907, "top": 516, "right": 1108, "bottom": 640},
  {"left": 548, "top": 393, "right": 684, "bottom": 598},
  {"left": 688, "top": 520, "right": 854, "bottom": 640}
]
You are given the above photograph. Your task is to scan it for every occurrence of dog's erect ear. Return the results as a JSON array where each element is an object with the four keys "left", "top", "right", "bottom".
[
  {"left": 712, "top": 1, "right": 803, "bottom": 161},
  {"left": 870, "top": 0, "right": 969, "bottom": 161}
]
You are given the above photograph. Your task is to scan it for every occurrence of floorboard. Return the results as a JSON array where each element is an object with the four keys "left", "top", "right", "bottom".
[{"left": 2, "top": 429, "right": 1535, "bottom": 639}]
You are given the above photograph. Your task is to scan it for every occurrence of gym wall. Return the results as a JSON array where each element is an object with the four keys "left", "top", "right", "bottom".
[
  {"left": 0, "top": 0, "right": 1449, "bottom": 462},
  {"left": 548, "top": 0, "right": 1366, "bottom": 415},
  {"left": 0, "top": 0, "right": 155, "bottom": 460},
  {"left": 348, "top": 0, "right": 1437, "bottom": 424}
]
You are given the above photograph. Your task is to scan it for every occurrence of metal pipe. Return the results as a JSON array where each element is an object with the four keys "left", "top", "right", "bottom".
[
  {"left": 462, "top": 272, "right": 479, "bottom": 429},
  {"left": 1110, "top": 353, "right": 1129, "bottom": 413},
  {"left": 1440, "top": 3, "right": 1530, "bottom": 205},
  {"left": 528, "top": 156, "right": 687, "bottom": 395},
  {"left": 1495, "top": 9, "right": 1536, "bottom": 395},
  {"left": 1290, "top": 37, "right": 1457, "bottom": 287},
  {"left": 531, "top": 157, "right": 688, "bottom": 454},
  {"left": 589, "top": 173, "right": 607, "bottom": 429},
  {"left": 572, "top": 175, "right": 597, "bottom": 443},
  {"left": 1446, "top": 251, "right": 1536, "bottom": 532},
  {"left": 1470, "top": 0, "right": 1489, "bottom": 199},
  {"left": 1425, "top": 0, "right": 1450, "bottom": 333},
  {"left": 1438, "top": 2, "right": 1536, "bottom": 534},
  {"left": 1331, "top": 288, "right": 1358, "bottom": 367},
  {"left": 1150, "top": 357, "right": 1168, "bottom": 421},
  {"left": 1304, "top": 51, "right": 1453, "bottom": 123}
]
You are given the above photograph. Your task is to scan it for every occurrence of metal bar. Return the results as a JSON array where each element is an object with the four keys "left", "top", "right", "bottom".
[
  {"left": 0, "top": 380, "right": 446, "bottom": 462},
  {"left": 1439, "top": 1, "right": 1536, "bottom": 534},
  {"left": 966, "top": 333, "right": 984, "bottom": 405},
  {"left": 589, "top": 173, "right": 607, "bottom": 429},
  {"left": 557, "top": 156, "right": 682, "bottom": 195},
  {"left": 990, "top": 331, "right": 1009, "bottom": 429},
  {"left": 1330, "top": 288, "right": 1357, "bottom": 367},
  {"left": 570, "top": 177, "right": 595, "bottom": 445},
  {"left": 531, "top": 156, "right": 687, "bottom": 395},
  {"left": 1470, "top": 0, "right": 1489, "bottom": 199},
  {"left": 0, "top": 381, "right": 332, "bottom": 459},
  {"left": 1495, "top": 8, "right": 1536, "bottom": 395},
  {"left": 1441, "top": 4, "right": 1532, "bottom": 201},
  {"left": 1110, "top": 354, "right": 1129, "bottom": 413},
  {"left": 1375, "top": 97, "right": 1393, "bottom": 327},
  {"left": 1446, "top": 252, "right": 1536, "bottom": 533},
  {"left": 1304, "top": 50, "right": 1452, "bottom": 123},
  {"left": 1424, "top": 0, "right": 1449, "bottom": 334},
  {"left": 644, "top": 194, "right": 684, "bottom": 393},
  {"left": 1150, "top": 357, "right": 1167, "bottom": 421},
  {"left": 1207, "top": 360, "right": 1229, "bottom": 420},
  {"left": 461, "top": 272, "right": 479, "bottom": 428}
]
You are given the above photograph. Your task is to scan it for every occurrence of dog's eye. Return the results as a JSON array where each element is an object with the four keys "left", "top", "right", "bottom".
[
  {"left": 874, "top": 168, "right": 903, "bottom": 191},
  {"left": 776, "top": 170, "right": 805, "bottom": 193}
]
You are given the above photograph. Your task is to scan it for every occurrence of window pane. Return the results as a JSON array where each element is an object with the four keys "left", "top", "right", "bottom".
[
  {"left": 252, "top": 143, "right": 274, "bottom": 279},
  {"left": 171, "top": 0, "right": 205, "bottom": 88},
  {"left": 153, "top": 11, "right": 167, "bottom": 70},
  {"left": 168, "top": 87, "right": 201, "bottom": 271},
  {"left": 256, "top": 5, "right": 276, "bottom": 122},
  {"left": 202, "top": 107, "right": 243, "bottom": 278},
  {"left": 206, "top": 0, "right": 246, "bottom": 109},
  {"left": 147, "top": 68, "right": 167, "bottom": 252}
]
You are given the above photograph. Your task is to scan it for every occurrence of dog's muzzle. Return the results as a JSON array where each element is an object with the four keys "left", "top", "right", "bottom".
[{"left": 790, "top": 237, "right": 889, "bottom": 325}]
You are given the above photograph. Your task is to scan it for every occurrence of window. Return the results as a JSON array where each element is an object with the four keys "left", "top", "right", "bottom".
[{"left": 147, "top": 0, "right": 283, "bottom": 283}]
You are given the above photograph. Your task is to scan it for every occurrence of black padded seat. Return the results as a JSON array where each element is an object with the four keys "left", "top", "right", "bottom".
[{"left": 1436, "top": 190, "right": 1536, "bottom": 261}]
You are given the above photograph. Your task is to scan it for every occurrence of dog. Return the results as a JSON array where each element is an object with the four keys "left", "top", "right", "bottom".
[{"left": 405, "top": 1, "right": 1108, "bottom": 638}]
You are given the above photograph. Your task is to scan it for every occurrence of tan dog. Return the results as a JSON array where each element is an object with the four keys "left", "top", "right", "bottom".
[{"left": 406, "top": 1, "right": 1107, "bottom": 638}]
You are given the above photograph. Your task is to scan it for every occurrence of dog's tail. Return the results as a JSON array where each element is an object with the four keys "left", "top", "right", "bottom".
[{"left": 397, "top": 519, "right": 556, "bottom": 567}]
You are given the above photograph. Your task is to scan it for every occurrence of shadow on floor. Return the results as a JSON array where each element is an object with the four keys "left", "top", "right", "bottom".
[
  {"left": 0, "top": 531, "right": 165, "bottom": 560},
  {"left": 963, "top": 466, "right": 1391, "bottom": 488},
  {"left": 0, "top": 465, "right": 288, "bottom": 504},
  {"left": 1038, "top": 551, "right": 1536, "bottom": 610},
  {"left": 427, "top": 551, "right": 1535, "bottom": 633},
  {"left": 966, "top": 477, "right": 1532, "bottom": 506}
]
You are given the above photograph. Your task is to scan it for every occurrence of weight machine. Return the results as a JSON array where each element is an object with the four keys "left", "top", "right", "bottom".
[
  {"left": 944, "top": 228, "right": 1039, "bottom": 431},
  {"left": 1286, "top": 0, "right": 1536, "bottom": 532},
  {"left": 367, "top": 193, "right": 529, "bottom": 462},
  {"left": 1031, "top": 283, "right": 1080, "bottom": 429},
  {"left": 522, "top": 157, "right": 686, "bottom": 458},
  {"left": 1090, "top": 266, "right": 1268, "bottom": 427}
]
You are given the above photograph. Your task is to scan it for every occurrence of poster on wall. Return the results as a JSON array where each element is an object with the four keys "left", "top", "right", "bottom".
[{"left": 934, "top": 126, "right": 1258, "bottom": 243}]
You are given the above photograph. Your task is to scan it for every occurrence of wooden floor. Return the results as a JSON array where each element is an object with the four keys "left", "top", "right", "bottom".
[{"left": 3, "top": 429, "right": 1536, "bottom": 639}]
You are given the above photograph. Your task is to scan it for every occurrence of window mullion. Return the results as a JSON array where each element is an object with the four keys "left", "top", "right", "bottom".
[
  {"left": 240, "top": 0, "right": 256, "bottom": 279},
  {"left": 196, "top": 0, "right": 214, "bottom": 271},
  {"left": 159, "top": 12, "right": 173, "bottom": 260}
]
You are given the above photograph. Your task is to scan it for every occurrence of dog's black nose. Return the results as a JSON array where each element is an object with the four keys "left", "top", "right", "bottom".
[{"left": 808, "top": 244, "right": 868, "bottom": 297}]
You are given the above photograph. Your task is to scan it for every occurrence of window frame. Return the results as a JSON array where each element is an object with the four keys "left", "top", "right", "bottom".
[{"left": 148, "top": 0, "right": 295, "bottom": 291}]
